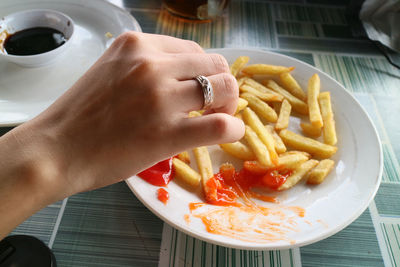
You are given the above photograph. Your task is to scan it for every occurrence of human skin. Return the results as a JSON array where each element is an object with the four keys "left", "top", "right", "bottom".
[{"left": 0, "top": 32, "right": 245, "bottom": 238}]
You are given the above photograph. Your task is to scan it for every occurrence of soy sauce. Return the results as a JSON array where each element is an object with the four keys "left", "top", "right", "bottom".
[{"left": 4, "top": 27, "right": 67, "bottom": 56}]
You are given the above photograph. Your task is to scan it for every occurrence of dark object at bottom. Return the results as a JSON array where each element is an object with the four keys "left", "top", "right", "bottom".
[{"left": 0, "top": 235, "right": 56, "bottom": 267}]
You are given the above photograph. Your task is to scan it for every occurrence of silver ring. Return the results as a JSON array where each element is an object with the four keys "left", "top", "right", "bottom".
[{"left": 195, "top": 75, "right": 214, "bottom": 110}]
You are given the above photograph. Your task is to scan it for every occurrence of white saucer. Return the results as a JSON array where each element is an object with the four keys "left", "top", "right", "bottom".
[{"left": 0, "top": 0, "right": 141, "bottom": 126}]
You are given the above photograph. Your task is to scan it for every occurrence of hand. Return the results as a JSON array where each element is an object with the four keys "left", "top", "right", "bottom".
[{"left": 3, "top": 32, "right": 244, "bottom": 204}]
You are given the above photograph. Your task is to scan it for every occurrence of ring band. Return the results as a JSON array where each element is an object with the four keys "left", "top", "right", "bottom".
[{"left": 195, "top": 75, "right": 214, "bottom": 110}]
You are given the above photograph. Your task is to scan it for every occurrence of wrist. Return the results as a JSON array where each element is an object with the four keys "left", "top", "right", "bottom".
[{"left": 0, "top": 121, "right": 66, "bottom": 237}]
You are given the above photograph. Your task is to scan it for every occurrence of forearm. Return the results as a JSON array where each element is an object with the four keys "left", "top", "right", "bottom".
[{"left": 0, "top": 122, "right": 62, "bottom": 239}]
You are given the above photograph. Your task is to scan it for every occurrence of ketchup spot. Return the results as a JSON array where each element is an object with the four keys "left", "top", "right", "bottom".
[
  {"left": 261, "top": 169, "right": 292, "bottom": 190},
  {"left": 138, "top": 158, "right": 174, "bottom": 186},
  {"left": 157, "top": 188, "right": 169, "bottom": 204}
]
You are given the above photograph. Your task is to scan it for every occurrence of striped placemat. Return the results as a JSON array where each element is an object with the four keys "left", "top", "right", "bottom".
[{"left": 4, "top": 0, "right": 400, "bottom": 266}]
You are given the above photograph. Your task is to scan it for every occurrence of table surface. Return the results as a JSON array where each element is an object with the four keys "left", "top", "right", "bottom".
[{"left": 2, "top": 0, "right": 400, "bottom": 266}]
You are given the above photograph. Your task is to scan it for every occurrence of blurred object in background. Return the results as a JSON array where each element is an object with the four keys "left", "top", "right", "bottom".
[
  {"left": 162, "top": 0, "right": 229, "bottom": 21},
  {"left": 360, "top": 0, "right": 400, "bottom": 53},
  {"left": 352, "top": 0, "right": 400, "bottom": 68}
]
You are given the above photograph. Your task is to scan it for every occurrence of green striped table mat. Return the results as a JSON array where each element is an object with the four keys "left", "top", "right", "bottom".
[{"left": 4, "top": 0, "right": 400, "bottom": 266}]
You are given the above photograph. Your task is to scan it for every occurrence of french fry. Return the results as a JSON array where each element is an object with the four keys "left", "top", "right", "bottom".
[
  {"left": 243, "top": 108, "right": 278, "bottom": 165},
  {"left": 307, "top": 159, "right": 335, "bottom": 185},
  {"left": 263, "top": 80, "right": 308, "bottom": 115},
  {"left": 237, "top": 77, "right": 246, "bottom": 88},
  {"left": 240, "top": 84, "right": 283, "bottom": 102},
  {"left": 230, "top": 56, "right": 249, "bottom": 77},
  {"left": 172, "top": 158, "right": 201, "bottom": 187},
  {"left": 244, "top": 125, "right": 272, "bottom": 167},
  {"left": 275, "top": 99, "right": 292, "bottom": 130},
  {"left": 279, "top": 129, "right": 337, "bottom": 158},
  {"left": 280, "top": 72, "right": 306, "bottom": 101},
  {"left": 243, "top": 78, "right": 283, "bottom": 97},
  {"left": 177, "top": 151, "right": 190, "bottom": 164},
  {"left": 219, "top": 141, "right": 255, "bottom": 161},
  {"left": 279, "top": 150, "right": 310, "bottom": 158},
  {"left": 300, "top": 122, "right": 322, "bottom": 137},
  {"left": 242, "top": 64, "right": 294, "bottom": 75},
  {"left": 265, "top": 125, "right": 286, "bottom": 153},
  {"left": 219, "top": 163, "right": 236, "bottom": 181},
  {"left": 277, "top": 151, "right": 310, "bottom": 169},
  {"left": 278, "top": 159, "right": 319, "bottom": 191},
  {"left": 235, "top": 113, "right": 243, "bottom": 120},
  {"left": 193, "top": 146, "right": 215, "bottom": 199},
  {"left": 189, "top": 110, "right": 202, "bottom": 117},
  {"left": 319, "top": 92, "right": 337, "bottom": 145},
  {"left": 235, "top": 97, "right": 248, "bottom": 114},
  {"left": 272, "top": 102, "right": 282, "bottom": 114},
  {"left": 241, "top": 93, "right": 278, "bottom": 123},
  {"left": 242, "top": 161, "right": 269, "bottom": 175},
  {"left": 307, "top": 74, "right": 323, "bottom": 128}
]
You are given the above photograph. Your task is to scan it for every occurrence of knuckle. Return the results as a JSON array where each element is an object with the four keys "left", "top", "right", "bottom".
[
  {"left": 211, "top": 114, "right": 230, "bottom": 138},
  {"left": 187, "top": 40, "right": 203, "bottom": 53},
  {"left": 213, "top": 73, "right": 238, "bottom": 115},
  {"left": 209, "top": 53, "right": 230, "bottom": 73},
  {"left": 220, "top": 73, "right": 239, "bottom": 99},
  {"left": 115, "top": 31, "right": 142, "bottom": 47}
]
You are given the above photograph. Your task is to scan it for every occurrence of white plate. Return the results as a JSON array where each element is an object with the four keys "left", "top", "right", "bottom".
[
  {"left": 126, "top": 48, "right": 383, "bottom": 250},
  {"left": 0, "top": 0, "right": 141, "bottom": 126}
]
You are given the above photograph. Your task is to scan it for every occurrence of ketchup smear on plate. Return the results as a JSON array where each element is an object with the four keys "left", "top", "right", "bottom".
[
  {"left": 138, "top": 157, "right": 292, "bottom": 207},
  {"left": 204, "top": 163, "right": 292, "bottom": 206}
]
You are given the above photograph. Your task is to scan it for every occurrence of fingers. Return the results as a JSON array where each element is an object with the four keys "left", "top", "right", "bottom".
[
  {"left": 147, "top": 34, "right": 204, "bottom": 54},
  {"left": 115, "top": 32, "right": 205, "bottom": 54},
  {"left": 155, "top": 37, "right": 204, "bottom": 54},
  {"left": 176, "top": 114, "right": 245, "bottom": 149},
  {"left": 167, "top": 53, "right": 230, "bottom": 81},
  {"left": 172, "top": 72, "right": 239, "bottom": 114},
  {"left": 116, "top": 34, "right": 228, "bottom": 79}
]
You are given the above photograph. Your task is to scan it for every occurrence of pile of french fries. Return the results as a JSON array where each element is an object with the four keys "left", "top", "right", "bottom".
[{"left": 173, "top": 56, "right": 338, "bottom": 201}]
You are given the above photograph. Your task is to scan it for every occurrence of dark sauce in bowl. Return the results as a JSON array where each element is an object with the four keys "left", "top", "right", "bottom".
[{"left": 4, "top": 27, "right": 67, "bottom": 56}]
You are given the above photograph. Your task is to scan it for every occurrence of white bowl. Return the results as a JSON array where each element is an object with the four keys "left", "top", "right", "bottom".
[{"left": 0, "top": 9, "right": 74, "bottom": 67}]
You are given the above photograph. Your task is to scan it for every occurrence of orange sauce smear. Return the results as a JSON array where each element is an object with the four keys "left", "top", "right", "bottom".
[
  {"left": 189, "top": 202, "right": 206, "bottom": 212},
  {"left": 317, "top": 219, "right": 329, "bottom": 229},
  {"left": 184, "top": 163, "right": 310, "bottom": 244},
  {"left": 184, "top": 214, "right": 191, "bottom": 224},
  {"left": 188, "top": 203, "right": 305, "bottom": 243}
]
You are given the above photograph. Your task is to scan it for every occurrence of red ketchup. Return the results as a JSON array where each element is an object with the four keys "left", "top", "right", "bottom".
[
  {"left": 242, "top": 161, "right": 291, "bottom": 190},
  {"left": 261, "top": 169, "right": 291, "bottom": 190},
  {"left": 204, "top": 163, "right": 292, "bottom": 206},
  {"left": 137, "top": 158, "right": 174, "bottom": 186},
  {"left": 157, "top": 188, "right": 169, "bottom": 204}
]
